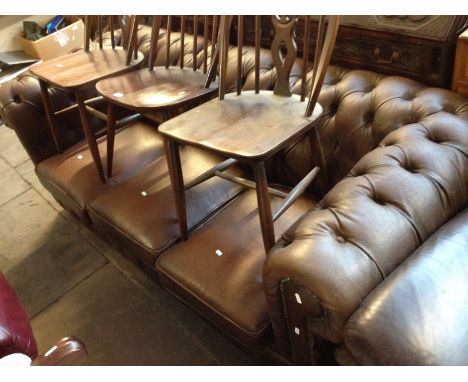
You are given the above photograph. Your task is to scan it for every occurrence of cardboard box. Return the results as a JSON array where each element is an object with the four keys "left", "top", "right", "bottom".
[{"left": 16, "top": 16, "right": 84, "bottom": 60}]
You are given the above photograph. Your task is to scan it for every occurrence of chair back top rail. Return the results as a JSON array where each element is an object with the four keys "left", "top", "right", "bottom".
[{"left": 218, "top": 15, "right": 340, "bottom": 116}]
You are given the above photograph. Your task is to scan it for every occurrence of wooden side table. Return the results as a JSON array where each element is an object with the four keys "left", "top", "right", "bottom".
[
  {"left": 452, "top": 29, "right": 468, "bottom": 97},
  {"left": 158, "top": 90, "right": 323, "bottom": 254}
]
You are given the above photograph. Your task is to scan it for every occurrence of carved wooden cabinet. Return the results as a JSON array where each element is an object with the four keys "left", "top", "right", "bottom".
[
  {"left": 242, "top": 16, "right": 467, "bottom": 89},
  {"left": 452, "top": 28, "right": 468, "bottom": 97}
]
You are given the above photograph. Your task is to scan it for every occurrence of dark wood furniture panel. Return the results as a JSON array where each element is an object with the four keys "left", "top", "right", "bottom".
[{"left": 241, "top": 15, "right": 467, "bottom": 89}]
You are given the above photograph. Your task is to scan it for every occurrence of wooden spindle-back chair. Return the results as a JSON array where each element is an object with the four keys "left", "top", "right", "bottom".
[
  {"left": 95, "top": 15, "right": 221, "bottom": 178},
  {"left": 29, "top": 15, "right": 144, "bottom": 184},
  {"left": 158, "top": 15, "right": 340, "bottom": 253}
]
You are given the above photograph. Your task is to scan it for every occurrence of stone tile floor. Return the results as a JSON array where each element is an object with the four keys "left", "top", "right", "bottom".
[{"left": 0, "top": 122, "right": 255, "bottom": 365}]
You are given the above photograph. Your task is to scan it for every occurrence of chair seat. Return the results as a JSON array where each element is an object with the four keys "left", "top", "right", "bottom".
[
  {"left": 36, "top": 120, "right": 164, "bottom": 221},
  {"left": 158, "top": 90, "right": 323, "bottom": 161},
  {"left": 87, "top": 146, "right": 245, "bottom": 267},
  {"left": 96, "top": 67, "right": 218, "bottom": 112},
  {"left": 29, "top": 47, "right": 144, "bottom": 91},
  {"left": 156, "top": 188, "right": 316, "bottom": 346}
]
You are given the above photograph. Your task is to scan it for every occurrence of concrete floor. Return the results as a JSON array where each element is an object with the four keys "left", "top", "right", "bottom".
[{"left": 0, "top": 122, "right": 255, "bottom": 365}]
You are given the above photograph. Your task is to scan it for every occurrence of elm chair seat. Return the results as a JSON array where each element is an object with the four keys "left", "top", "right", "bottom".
[
  {"left": 31, "top": 47, "right": 144, "bottom": 91},
  {"left": 96, "top": 66, "right": 217, "bottom": 112},
  {"left": 95, "top": 15, "right": 221, "bottom": 178}
]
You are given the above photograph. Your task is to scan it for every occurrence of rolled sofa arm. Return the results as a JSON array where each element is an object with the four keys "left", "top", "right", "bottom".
[
  {"left": 263, "top": 107, "right": 468, "bottom": 364},
  {"left": 340, "top": 207, "right": 468, "bottom": 365}
]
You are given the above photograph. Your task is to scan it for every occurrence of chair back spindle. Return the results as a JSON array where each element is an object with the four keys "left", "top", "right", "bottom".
[
  {"left": 255, "top": 16, "right": 261, "bottom": 94},
  {"left": 165, "top": 16, "right": 172, "bottom": 68},
  {"left": 211, "top": 16, "right": 219, "bottom": 66},
  {"left": 97, "top": 16, "right": 103, "bottom": 49},
  {"left": 203, "top": 16, "right": 209, "bottom": 73},
  {"left": 148, "top": 16, "right": 162, "bottom": 71},
  {"left": 305, "top": 16, "right": 339, "bottom": 117},
  {"left": 180, "top": 16, "right": 186, "bottom": 69},
  {"left": 84, "top": 16, "right": 91, "bottom": 51},
  {"left": 237, "top": 16, "right": 243, "bottom": 95},
  {"left": 193, "top": 16, "right": 198, "bottom": 71},
  {"left": 125, "top": 16, "right": 140, "bottom": 65},
  {"left": 308, "top": 16, "right": 325, "bottom": 107},
  {"left": 109, "top": 16, "right": 116, "bottom": 49},
  {"left": 218, "top": 15, "right": 234, "bottom": 100},
  {"left": 83, "top": 16, "right": 133, "bottom": 54},
  {"left": 300, "top": 16, "right": 310, "bottom": 101}
]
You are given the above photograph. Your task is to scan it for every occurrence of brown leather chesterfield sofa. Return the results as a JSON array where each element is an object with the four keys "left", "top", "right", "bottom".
[{"left": 1, "top": 23, "right": 467, "bottom": 365}]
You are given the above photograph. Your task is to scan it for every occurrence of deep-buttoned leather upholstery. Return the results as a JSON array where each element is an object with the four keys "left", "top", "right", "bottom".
[
  {"left": 0, "top": 273, "right": 37, "bottom": 359},
  {"left": 1, "top": 22, "right": 467, "bottom": 364},
  {"left": 263, "top": 90, "right": 468, "bottom": 358},
  {"left": 337, "top": 208, "right": 468, "bottom": 365}
]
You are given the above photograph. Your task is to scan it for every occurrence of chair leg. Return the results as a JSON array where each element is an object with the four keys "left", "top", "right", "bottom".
[
  {"left": 164, "top": 137, "right": 188, "bottom": 240},
  {"left": 38, "top": 80, "right": 63, "bottom": 153},
  {"left": 106, "top": 102, "right": 116, "bottom": 178},
  {"left": 75, "top": 91, "right": 106, "bottom": 184},
  {"left": 311, "top": 126, "right": 329, "bottom": 191},
  {"left": 253, "top": 162, "right": 276, "bottom": 254}
]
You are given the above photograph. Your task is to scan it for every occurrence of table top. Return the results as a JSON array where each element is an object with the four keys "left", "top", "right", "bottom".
[
  {"left": 158, "top": 90, "right": 323, "bottom": 161},
  {"left": 96, "top": 67, "right": 218, "bottom": 112},
  {"left": 29, "top": 47, "right": 144, "bottom": 91}
]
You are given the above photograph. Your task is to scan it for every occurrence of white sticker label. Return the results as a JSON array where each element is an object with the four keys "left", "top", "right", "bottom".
[
  {"left": 294, "top": 327, "right": 300, "bottom": 335},
  {"left": 215, "top": 249, "right": 223, "bottom": 256},
  {"left": 295, "top": 293, "right": 302, "bottom": 304}
]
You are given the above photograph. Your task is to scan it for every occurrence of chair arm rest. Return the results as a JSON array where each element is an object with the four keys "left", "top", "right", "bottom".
[{"left": 31, "top": 336, "right": 87, "bottom": 366}]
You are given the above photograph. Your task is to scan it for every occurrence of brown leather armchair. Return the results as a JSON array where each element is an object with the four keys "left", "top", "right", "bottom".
[{"left": 1, "top": 21, "right": 467, "bottom": 365}]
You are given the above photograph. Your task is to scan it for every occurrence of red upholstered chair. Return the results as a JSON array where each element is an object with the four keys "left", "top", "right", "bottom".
[{"left": 0, "top": 273, "right": 87, "bottom": 366}]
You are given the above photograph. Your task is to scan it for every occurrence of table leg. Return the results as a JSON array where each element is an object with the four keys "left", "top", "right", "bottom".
[
  {"left": 164, "top": 137, "right": 188, "bottom": 240},
  {"left": 253, "top": 162, "right": 275, "bottom": 254},
  {"left": 75, "top": 91, "right": 106, "bottom": 184},
  {"left": 106, "top": 101, "right": 116, "bottom": 178},
  {"left": 38, "top": 80, "right": 62, "bottom": 153}
]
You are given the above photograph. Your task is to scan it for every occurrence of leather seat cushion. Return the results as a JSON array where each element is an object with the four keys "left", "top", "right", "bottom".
[
  {"left": 35, "top": 120, "right": 164, "bottom": 221},
  {"left": 88, "top": 146, "right": 244, "bottom": 267},
  {"left": 157, "top": 189, "right": 316, "bottom": 347}
]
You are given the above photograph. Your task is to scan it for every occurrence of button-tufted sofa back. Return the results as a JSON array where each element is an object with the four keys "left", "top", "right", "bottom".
[{"left": 263, "top": 81, "right": 468, "bottom": 361}]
